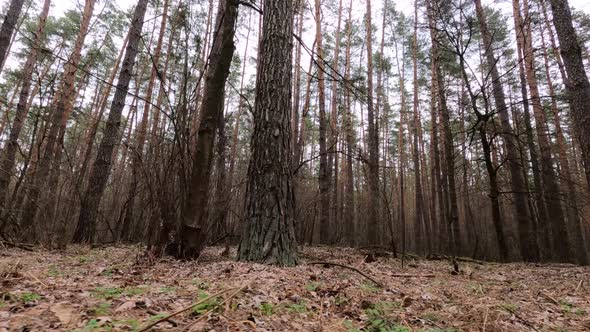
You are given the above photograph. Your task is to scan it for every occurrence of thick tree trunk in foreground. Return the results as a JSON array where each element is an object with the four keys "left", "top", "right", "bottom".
[
  {"left": 548, "top": 0, "right": 590, "bottom": 190},
  {"left": 176, "top": 0, "right": 238, "bottom": 259},
  {"left": 238, "top": 0, "right": 298, "bottom": 266},
  {"left": 73, "top": 0, "right": 149, "bottom": 243}
]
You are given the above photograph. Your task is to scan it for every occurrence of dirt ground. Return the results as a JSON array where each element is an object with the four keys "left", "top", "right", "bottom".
[{"left": 0, "top": 245, "right": 588, "bottom": 331}]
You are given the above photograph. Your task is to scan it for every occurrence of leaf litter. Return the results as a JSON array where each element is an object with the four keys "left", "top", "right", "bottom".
[{"left": 0, "top": 246, "right": 589, "bottom": 331}]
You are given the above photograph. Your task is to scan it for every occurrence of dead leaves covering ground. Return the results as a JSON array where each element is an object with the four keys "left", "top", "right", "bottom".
[{"left": 0, "top": 246, "right": 589, "bottom": 331}]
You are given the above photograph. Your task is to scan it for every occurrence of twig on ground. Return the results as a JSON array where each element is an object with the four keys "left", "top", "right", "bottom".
[
  {"left": 137, "top": 288, "right": 235, "bottom": 331},
  {"left": 482, "top": 307, "right": 489, "bottom": 332},
  {"left": 182, "top": 284, "right": 248, "bottom": 331},
  {"left": 356, "top": 255, "right": 368, "bottom": 268},
  {"left": 308, "top": 261, "right": 383, "bottom": 287},
  {"left": 539, "top": 291, "right": 559, "bottom": 305},
  {"left": 574, "top": 279, "right": 583, "bottom": 294},
  {"left": 146, "top": 309, "right": 178, "bottom": 327},
  {"left": 3, "top": 259, "right": 20, "bottom": 279},
  {"left": 0, "top": 240, "right": 35, "bottom": 251},
  {"left": 503, "top": 307, "right": 540, "bottom": 332},
  {"left": 427, "top": 253, "right": 488, "bottom": 265},
  {"left": 26, "top": 271, "right": 47, "bottom": 288}
]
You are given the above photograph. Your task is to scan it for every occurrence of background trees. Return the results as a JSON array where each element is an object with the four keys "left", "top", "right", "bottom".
[{"left": 0, "top": 0, "right": 588, "bottom": 265}]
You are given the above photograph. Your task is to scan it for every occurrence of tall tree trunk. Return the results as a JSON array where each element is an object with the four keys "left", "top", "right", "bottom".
[
  {"left": 548, "top": 0, "right": 590, "bottom": 191},
  {"left": 411, "top": 0, "right": 426, "bottom": 255},
  {"left": 237, "top": 0, "right": 298, "bottom": 266},
  {"left": 511, "top": 0, "right": 548, "bottom": 258},
  {"left": 551, "top": 0, "right": 590, "bottom": 264},
  {"left": 77, "top": 33, "right": 129, "bottom": 189},
  {"left": 72, "top": 0, "right": 149, "bottom": 243},
  {"left": 228, "top": 10, "right": 251, "bottom": 189},
  {"left": 474, "top": 0, "right": 538, "bottom": 261},
  {"left": 294, "top": 40, "right": 316, "bottom": 170},
  {"left": 427, "top": 1, "right": 461, "bottom": 255},
  {"left": 517, "top": 0, "right": 571, "bottom": 261},
  {"left": 365, "top": 0, "right": 380, "bottom": 245},
  {"left": 315, "top": 0, "right": 330, "bottom": 244},
  {"left": 124, "top": 0, "right": 170, "bottom": 243},
  {"left": 0, "top": 0, "right": 50, "bottom": 209},
  {"left": 328, "top": 0, "right": 344, "bottom": 244},
  {"left": 343, "top": 0, "right": 355, "bottom": 246},
  {"left": 539, "top": 20, "right": 588, "bottom": 265},
  {"left": 0, "top": 0, "right": 25, "bottom": 75},
  {"left": 176, "top": 0, "right": 238, "bottom": 258},
  {"left": 19, "top": 0, "right": 95, "bottom": 240},
  {"left": 292, "top": 0, "right": 304, "bottom": 167}
]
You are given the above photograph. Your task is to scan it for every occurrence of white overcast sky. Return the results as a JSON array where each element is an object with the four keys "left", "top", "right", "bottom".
[{"left": 1, "top": 0, "right": 589, "bottom": 27}]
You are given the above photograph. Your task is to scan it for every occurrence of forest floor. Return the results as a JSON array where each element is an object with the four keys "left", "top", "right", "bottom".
[{"left": 0, "top": 245, "right": 589, "bottom": 332}]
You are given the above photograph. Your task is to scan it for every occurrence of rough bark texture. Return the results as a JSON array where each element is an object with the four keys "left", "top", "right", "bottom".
[
  {"left": 548, "top": 0, "right": 590, "bottom": 189},
  {"left": 474, "top": 0, "right": 538, "bottom": 262},
  {"left": 73, "top": 0, "right": 148, "bottom": 243},
  {"left": 237, "top": 0, "right": 298, "bottom": 266},
  {"left": 547, "top": 0, "right": 590, "bottom": 264},
  {"left": 0, "top": 0, "right": 25, "bottom": 75}
]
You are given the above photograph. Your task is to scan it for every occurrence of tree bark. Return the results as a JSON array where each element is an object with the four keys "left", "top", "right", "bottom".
[
  {"left": 73, "top": 0, "right": 149, "bottom": 243},
  {"left": 548, "top": 0, "right": 590, "bottom": 191},
  {"left": 0, "top": 0, "right": 25, "bottom": 76},
  {"left": 343, "top": 0, "right": 355, "bottom": 246},
  {"left": 365, "top": 0, "right": 380, "bottom": 245},
  {"left": 124, "top": 0, "right": 169, "bottom": 243},
  {"left": 411, "top": 0, "right": 426, "bottom": 255},
  {"left": 237, "top": 0, "right": 298, "bottom": 266},
  {"left": 19, "top": 0, "right": 95, "bottom": 240},
  {"left": 0, "top": 0, "right": 50, "bottom": 208},
  {"left": 175, "top": 0, "right": 239, "bottom": 258},
  {"left": 517, "top": 0, "right": 571, "bottom": 261},
  {"left": 314, "top": 0, "right": 330, "bottom": 244},
  {"left": 474, "top": 0, "right": 538, "bottom": 262},
  {"left": 551, "top": 0, "right": 590, "bottom": 264}
]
